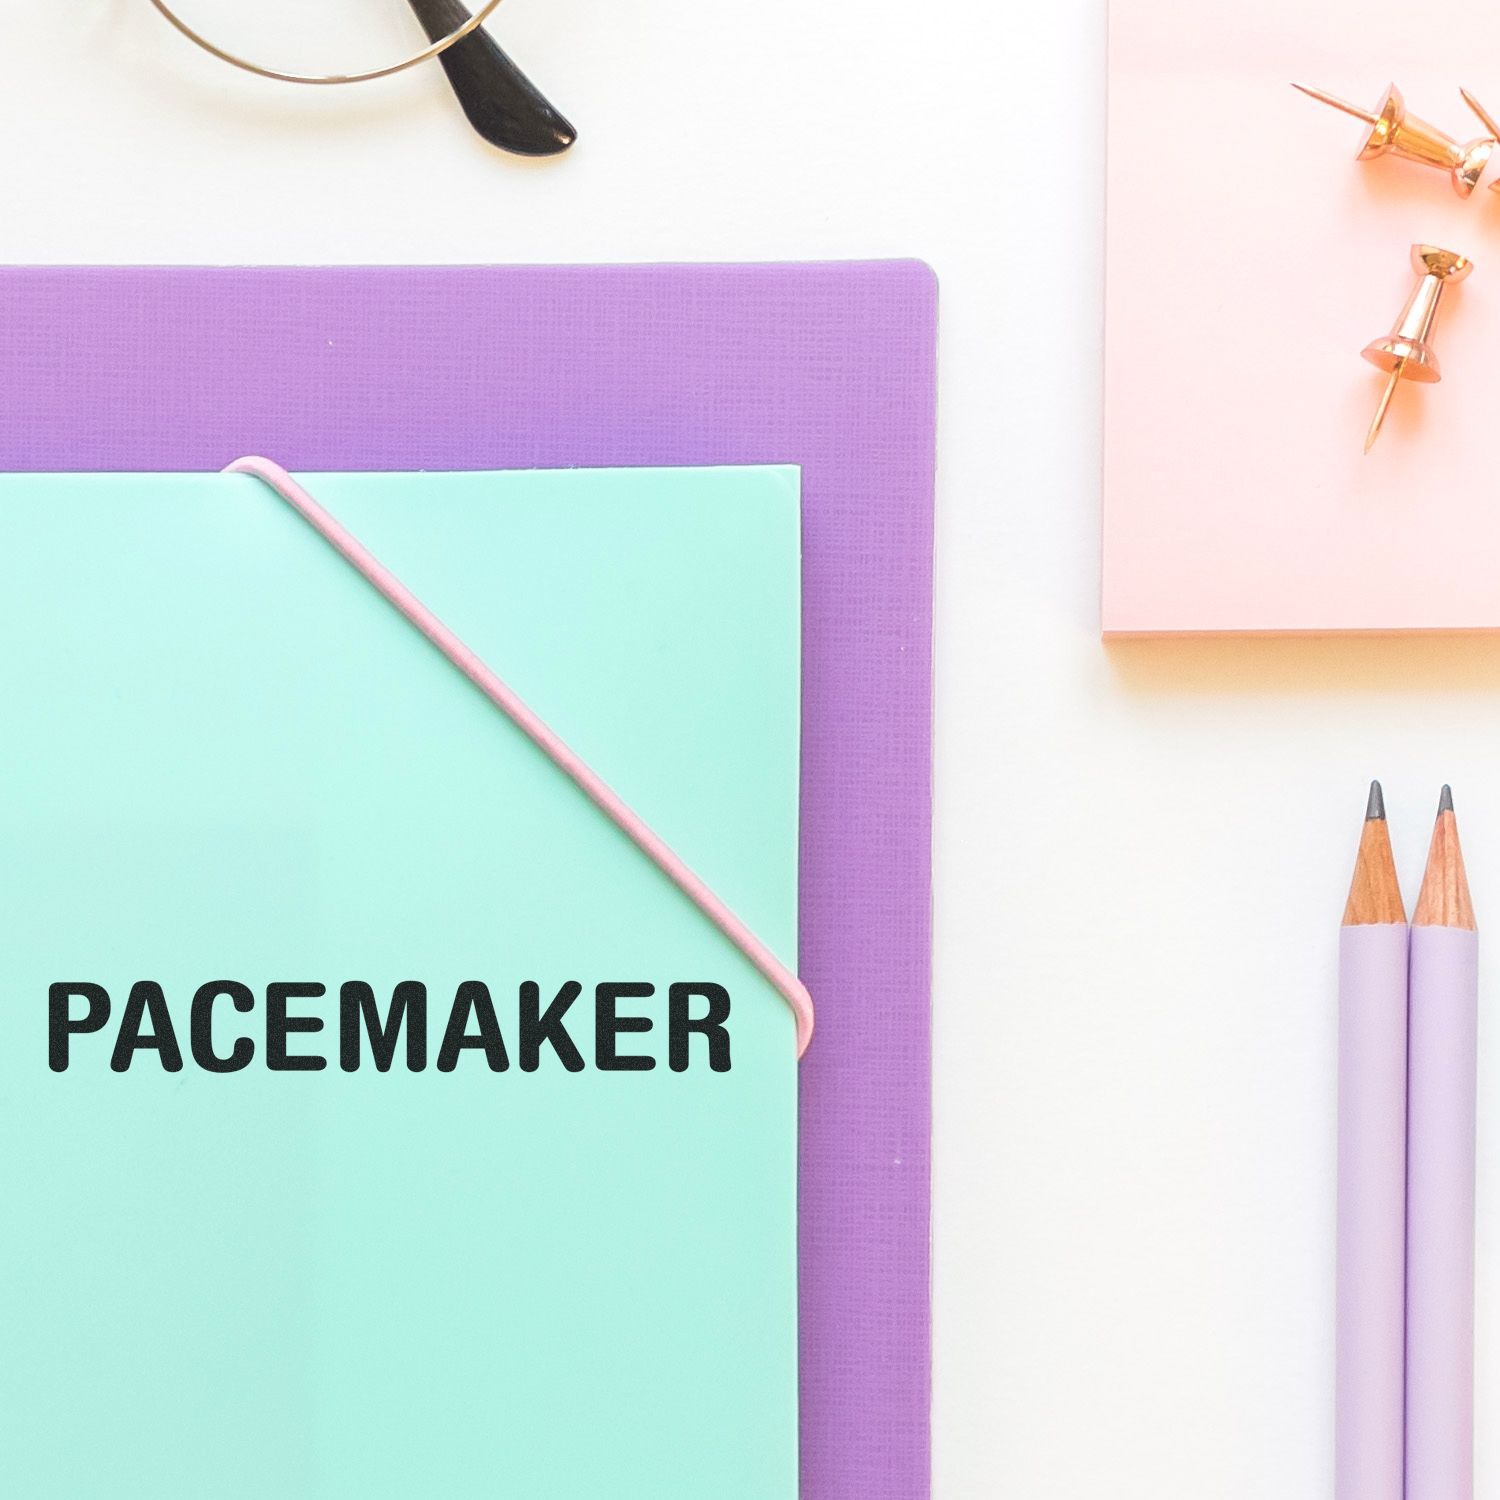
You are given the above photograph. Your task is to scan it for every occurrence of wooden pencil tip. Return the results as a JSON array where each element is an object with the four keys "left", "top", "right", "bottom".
[
  {"left": 1414, "top": 786, "right": 1475, "bottom": 929},
  {"left": 1344, "top": 790, "right": 1406, "bottom": 926}
]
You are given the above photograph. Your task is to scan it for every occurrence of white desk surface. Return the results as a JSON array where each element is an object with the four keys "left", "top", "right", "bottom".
[{"left": 10, "top": 3, "right": 1500, "bottom": 1494}]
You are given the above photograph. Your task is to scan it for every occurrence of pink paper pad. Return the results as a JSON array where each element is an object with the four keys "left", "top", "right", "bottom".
[{"left": 1105, "top": 0, "right": 1500, "bottom": 634}]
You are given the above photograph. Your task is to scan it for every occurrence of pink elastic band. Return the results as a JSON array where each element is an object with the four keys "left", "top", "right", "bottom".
[{"left": 225, "top": 456, "right": 814, "bottom": 1059}]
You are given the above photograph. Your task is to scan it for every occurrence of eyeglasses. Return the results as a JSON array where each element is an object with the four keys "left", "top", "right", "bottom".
[{"left": 147, "top": 0, "right": 576, "bottom": 156}]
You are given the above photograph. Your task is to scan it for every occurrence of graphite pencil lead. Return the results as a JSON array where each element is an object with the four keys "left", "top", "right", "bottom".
[
  {"left": 1415, "top": 787, "right": 1475, "bottom": 930},
  {"left": 1344, "top": 785, "right": 1406, "bottom": 926}
]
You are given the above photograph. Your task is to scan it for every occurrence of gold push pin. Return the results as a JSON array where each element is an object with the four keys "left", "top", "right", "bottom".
[
  {"left": 1362, "top": 244, "right": 1472, "bottom": 454},
  {"left": 1292, "top": 82, "right": 1494, "bottom": 196},
  {"left": 1460, "top": 88, "right": 1500, "bottom": 191}
]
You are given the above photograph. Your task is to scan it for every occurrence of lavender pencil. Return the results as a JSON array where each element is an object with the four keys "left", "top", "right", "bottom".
[
  {"left": 1337, "top": 781, "right": 1408, "bottom": 1500},
  {"left": 1406, "top": 786, "right": 1479, "bottom": 1500}
]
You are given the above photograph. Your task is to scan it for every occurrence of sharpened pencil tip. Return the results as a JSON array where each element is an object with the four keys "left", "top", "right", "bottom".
[
  {"left": 1366, "top": 780, "right": 1386, "bottom": 820},
  {"left": 1439, "top": 784, "right": 1455, "bottom": 814}
]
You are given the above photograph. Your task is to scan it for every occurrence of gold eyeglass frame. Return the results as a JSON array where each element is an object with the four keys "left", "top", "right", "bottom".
[{"left": 147, "top": 0, "right": 508, "bottom": 86}]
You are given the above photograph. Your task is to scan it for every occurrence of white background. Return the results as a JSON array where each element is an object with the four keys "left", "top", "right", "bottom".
[{"left": 7, "top": 2, "right": 1500, "bottom": 1495}]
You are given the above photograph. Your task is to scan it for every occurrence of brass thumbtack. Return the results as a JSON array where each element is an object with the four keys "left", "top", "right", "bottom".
[
  {"left": 1293, "top": 82, "right": 1494, "bottom": 196},
  {"left": 1361, "top": 244, "right": 1472, "bottom": 454},
  {"left": 1460, "top": 88, "right": 1500, "bottom": 191}
]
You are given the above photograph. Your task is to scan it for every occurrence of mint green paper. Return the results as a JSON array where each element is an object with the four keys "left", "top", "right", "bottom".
[{"left": 0, "top": 467, "right": 801, "bottom": 1499}]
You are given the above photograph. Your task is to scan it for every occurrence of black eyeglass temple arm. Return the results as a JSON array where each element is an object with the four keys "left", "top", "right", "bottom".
[{"left": 404, "top": 0, "right": 576, "bottom": 156}]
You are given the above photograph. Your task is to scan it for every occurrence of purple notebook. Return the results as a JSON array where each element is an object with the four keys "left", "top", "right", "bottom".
[{"left": 0, "top": 261, "right": 936, "bottom": 1499}]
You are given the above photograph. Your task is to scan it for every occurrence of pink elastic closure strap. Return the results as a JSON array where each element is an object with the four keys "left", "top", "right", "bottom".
[{"left": 225, "top": 456, "right": 814, "bottom": 1058}]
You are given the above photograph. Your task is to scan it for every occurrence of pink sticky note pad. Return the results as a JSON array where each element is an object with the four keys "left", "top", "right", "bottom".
[{"left": 1105, "top": 0, "right": 1500, "bottom": 634}]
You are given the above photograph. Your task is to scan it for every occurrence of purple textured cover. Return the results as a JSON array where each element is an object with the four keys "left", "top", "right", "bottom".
[
  {"left": 0, "top": 262, "right": 937, "bottom": 1499},
  {"left": 1405, "top": 924, "right": 1480, "bottom": 1500},
  {"left": 1336, "top": 923, "right": 1409, "bottom": 1500}
]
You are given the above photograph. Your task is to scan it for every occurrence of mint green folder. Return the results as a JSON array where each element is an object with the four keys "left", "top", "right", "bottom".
[{"left": 0, "top": 467, "right": 801, "bottom": 1498}]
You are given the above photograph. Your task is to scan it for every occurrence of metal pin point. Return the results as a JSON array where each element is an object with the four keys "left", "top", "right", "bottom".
[
  {"left": 1293, "top": 82, "right": 1494, "bottom": 196},
  {"left": 1362, "top": 245, "right": 1472, "bottom": 454},
  {"left": 1460, "top": 88, "right": 1500, "bottom": 191}
]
